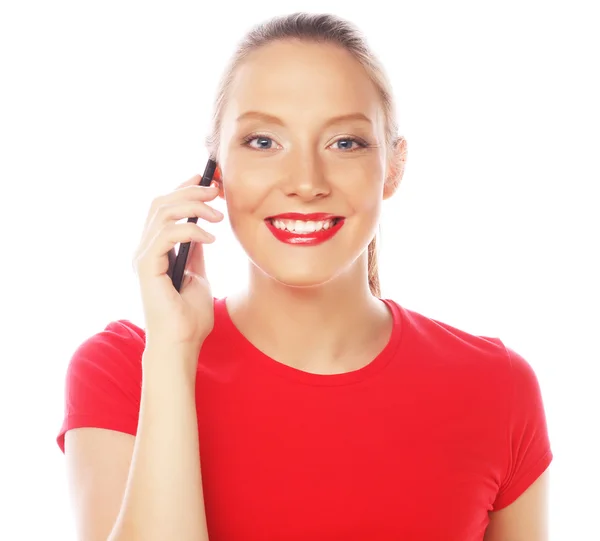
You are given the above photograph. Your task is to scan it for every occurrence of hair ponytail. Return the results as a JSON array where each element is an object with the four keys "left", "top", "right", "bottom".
[{"left": 367, "top": 236, "right": 380, "bottom": 297}]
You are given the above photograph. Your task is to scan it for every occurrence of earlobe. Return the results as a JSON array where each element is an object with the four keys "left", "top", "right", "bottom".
[
  {"left": 213, "top": 164, "right": 222, "bottom": 183},
  {"left": 213, "top": 164, "right": 225, "bottom": 199},
  {"left": 382, "top": 178, "right": 396, "bottom": 200}
]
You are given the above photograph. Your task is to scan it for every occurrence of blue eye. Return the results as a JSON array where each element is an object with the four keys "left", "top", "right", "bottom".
[
  {"left": 333, "top": 138, "right": 366, "bottom": 151},
  {"left": 243, "top": 135, "right": 276, "bottom": 150}
]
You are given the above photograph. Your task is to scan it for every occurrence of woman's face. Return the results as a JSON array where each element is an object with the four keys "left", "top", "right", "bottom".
[{"left": 217, "top": 40, "right": 397, "bottom": 289}]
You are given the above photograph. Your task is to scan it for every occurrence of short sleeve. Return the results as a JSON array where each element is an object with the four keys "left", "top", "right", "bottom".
[
  {"left": 56, "top": 319, "right": 146, "bottom": 454},
  {"left": 492, "top": 345, "right": 553, "bottom": 510}
]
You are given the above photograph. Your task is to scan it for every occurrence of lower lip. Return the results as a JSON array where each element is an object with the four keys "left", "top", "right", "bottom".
[{"left": 265, "top": 219, "right": 345, "bottom": 246}]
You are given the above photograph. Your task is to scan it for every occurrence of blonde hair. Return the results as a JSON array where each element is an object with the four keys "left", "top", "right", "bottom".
[{"left": 205, "top": 12, "right": 403, "bottom": 297}]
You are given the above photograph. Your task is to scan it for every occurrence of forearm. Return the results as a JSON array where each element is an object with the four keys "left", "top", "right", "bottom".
[{"left": 109, "top": 347, "right": 208, "bottom": 541}]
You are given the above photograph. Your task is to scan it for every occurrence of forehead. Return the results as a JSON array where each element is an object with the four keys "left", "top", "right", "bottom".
[{"left": 226, "top": 40, "right": 383, "bottom": 123}]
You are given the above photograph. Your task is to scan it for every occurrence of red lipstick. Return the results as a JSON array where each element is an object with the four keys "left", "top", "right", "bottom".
[{"left": 265, "top": 213, "right": 345, "bottom": 246}]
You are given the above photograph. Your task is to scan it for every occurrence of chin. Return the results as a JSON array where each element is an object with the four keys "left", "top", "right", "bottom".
[{"left": 258, "top": 262, "right": 340, "bottom": 290}]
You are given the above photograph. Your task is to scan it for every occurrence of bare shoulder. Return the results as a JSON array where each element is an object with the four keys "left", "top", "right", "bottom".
[
  {"left": 484, "top": 469, "right": 550, "bottom": 541},
  {"left": 65, "top": 428, "right": 135, "bottom": 541}
]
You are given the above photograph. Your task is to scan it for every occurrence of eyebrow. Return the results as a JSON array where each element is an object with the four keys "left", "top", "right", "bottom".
[{"left": 235, "top": 111, "right": 373, "bottom": 128}]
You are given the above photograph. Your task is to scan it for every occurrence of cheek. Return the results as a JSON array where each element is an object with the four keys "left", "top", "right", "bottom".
[
  {"left": 340, "top": 165, "right": 385, "bottom": 215},
  {"left": 354, "top": 181, "right": 384, "bottom": 213},
  {"left": 221, "top": 162, "right": 274, "bottom": 226},
  {"left": 218, "top": 127, "right": 269, "bottom": 220}
]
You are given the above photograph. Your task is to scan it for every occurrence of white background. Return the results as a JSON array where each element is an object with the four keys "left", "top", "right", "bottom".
[{"left": 1, "top": 1, "right": 598, "bottom": 539}]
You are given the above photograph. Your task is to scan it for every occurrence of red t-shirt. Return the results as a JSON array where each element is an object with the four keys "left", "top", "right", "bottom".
[{"left": 57, "top": 297, "right": 553, "bottom": 540}]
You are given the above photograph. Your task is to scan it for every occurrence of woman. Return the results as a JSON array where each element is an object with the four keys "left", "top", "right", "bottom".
[{"left": 57, "top": 12, "right": 552, "bottom": 541}]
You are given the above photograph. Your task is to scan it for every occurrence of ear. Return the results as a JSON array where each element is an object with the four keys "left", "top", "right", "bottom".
[
  {"left": 212, "top": 164, "right": 225, "bottom": 199},
  {"left": 383, "top": 136, "right": 408, "bottom": 200}
]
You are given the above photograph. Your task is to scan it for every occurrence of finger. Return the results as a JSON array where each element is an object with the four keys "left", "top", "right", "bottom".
[
  {"left": 186, "top": 240, "right": 207, "bottom": 280},
  {"left": 136, "top": 223, "right": 215, "bottom": 279},
  {"left": 139, "top": 207, "right": 210, "bottom": 265},
  {"left": 180, "top": 263, "right": 212, "bottom": 299},
  {"left": 161, "top": 185, "right": 219, "bottom": 208},
  {"left": 175, "top": 173, "right": 203, "bottom": 189},
  {"left": 154, "top": 200, "right": 224, "bottom": 226},
  {"left": 144, "top": 185, "right": 219, "bottom": 231},
  {"left": 140, "top": 200, "right": 222, "bottom": 249}
]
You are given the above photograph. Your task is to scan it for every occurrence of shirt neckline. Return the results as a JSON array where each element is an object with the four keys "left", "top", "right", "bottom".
[{"left": 213, "top": 296, "right": 405, "bottom": 386}]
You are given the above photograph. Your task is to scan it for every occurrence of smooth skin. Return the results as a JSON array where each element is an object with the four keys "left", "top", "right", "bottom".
[{"left": 65, "top": 40, "right": 549, "bottom": 540}]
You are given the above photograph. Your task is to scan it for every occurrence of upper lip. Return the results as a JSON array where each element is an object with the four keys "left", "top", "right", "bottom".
[{"left": 266, "top": 212, "right": 343, "bottom": 221}]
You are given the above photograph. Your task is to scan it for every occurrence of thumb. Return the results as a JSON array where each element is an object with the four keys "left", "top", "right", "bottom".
[
  {"left": 180, "top": 266, "right": 212, "bottom": 302},
  {"left": 186, "top": 240, "right": 207, "bottom": 279}
]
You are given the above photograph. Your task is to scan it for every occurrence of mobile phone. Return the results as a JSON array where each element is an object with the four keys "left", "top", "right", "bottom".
[{"left": 167, "top": 158, "right": 218, "bottom": 292}]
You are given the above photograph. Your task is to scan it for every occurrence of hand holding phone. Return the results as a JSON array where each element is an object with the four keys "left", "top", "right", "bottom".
[
  {"left": 167, "top": 159, "right": 218, "bottom": 292},
  {"left": 132, "top": 159, "right": 223, "bottom": 362}
]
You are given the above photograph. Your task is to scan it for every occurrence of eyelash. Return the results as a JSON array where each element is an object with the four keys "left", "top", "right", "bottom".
[{"left": 241, "top": 132, "right": 371, "bottom": 152}]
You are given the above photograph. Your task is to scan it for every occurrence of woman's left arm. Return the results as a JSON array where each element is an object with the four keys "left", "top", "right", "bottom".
[{"left": 484, "top": 469, "right": 550, "bottom": 541}]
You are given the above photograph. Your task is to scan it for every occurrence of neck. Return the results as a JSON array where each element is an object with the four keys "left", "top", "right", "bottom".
[{"left": 226, "top": 257, "right": 392, "bottom": 374}]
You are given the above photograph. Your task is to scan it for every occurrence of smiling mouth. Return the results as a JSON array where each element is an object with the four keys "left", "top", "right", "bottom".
[
  {"left": 264, "top": 214, "right": 346, "bottom": 245},
  {"left": 266, "top": 217, "right": 343, "bottom": 234}
]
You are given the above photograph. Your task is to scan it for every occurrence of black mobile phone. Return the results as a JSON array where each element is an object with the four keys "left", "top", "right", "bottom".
[{"left": 167, "top": 158, "right": 218, "bottom": 292}]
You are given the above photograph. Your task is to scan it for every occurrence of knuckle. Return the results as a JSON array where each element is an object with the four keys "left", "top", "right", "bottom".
[
  {"left": 169, "top": 222, "right": 185, "bottom": 238},
  {"left": 149, "top": 194, "right": 165, "bottom": 213},
  {"left": 181, "top": 222, "right": 196, "bottom": 235},
  {"left": 151, "top": 206, "right": 165, "bottom": 224},
  {"left": 190, "top": 185, "right": 215, "bottom": 200}
]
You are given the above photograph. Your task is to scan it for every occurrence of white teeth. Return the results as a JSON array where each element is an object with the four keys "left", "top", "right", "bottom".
[
  {"left": 292, "top": 220, "right": 310, "bottom": 233},
  {"left": 271, "top": 218, "right": 337, "bottom": 233}
]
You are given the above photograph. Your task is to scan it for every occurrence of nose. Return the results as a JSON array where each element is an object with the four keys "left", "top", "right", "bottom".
[{"left": 282, "top": 150, "right": 331, "bottom": 200}]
